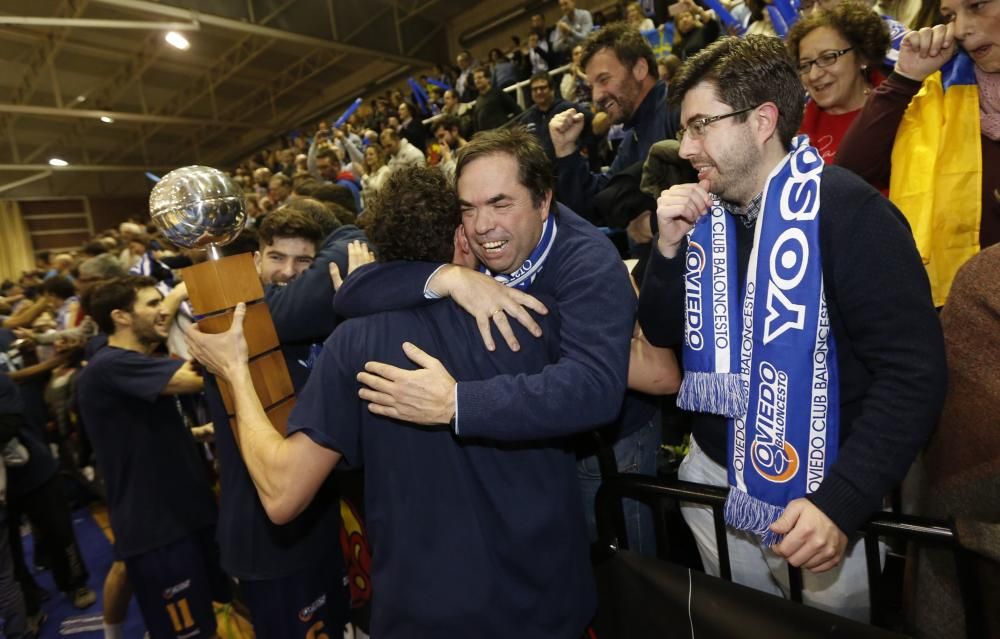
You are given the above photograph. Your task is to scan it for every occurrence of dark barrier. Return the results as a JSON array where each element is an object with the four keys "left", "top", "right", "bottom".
[
  {"left": 594, "top": 473, "right": 985, "bottom": 638},
  {"left": 594, "top": 549, "right": 906, "bottom": 639}
]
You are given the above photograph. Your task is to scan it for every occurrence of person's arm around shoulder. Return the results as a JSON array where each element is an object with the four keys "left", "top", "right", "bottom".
[
  {"left": 160, "top": 282, "right": 188, "bottom": 333},
  {"left": 162, "top": 359, "right": 204, "bottom": 395},
  {"left": 450, "top": 228, "right": 635, "bottom": 440},
  {"left": 185, "top": 304, "right": 340, "bottom": 524}
]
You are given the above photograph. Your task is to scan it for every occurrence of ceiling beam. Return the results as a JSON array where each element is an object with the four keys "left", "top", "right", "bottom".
[
  {"left": 0, "top": 171, "right": 52, "bottom": 196},
  {"left": 6, "top": 0, "right": 89, "bottom": 109},
  {"left": 0, "top": 103, "right": 270, "bottom": 128},
  {"left": 0, "top": 27, "right": 274, "bottom": 86},
  {"left": 198, "top": 50, "right": 350, "bottom": 165},
  {"left": 89, "top": 0, "right": 437, "bottom": 67},
  {"left": 99, "top": 0, "right": 300, "bottom": 166},
  {"left": 0, "top": 0, "right": 89, "bottom": 146},
  {"left": 98, "top": 36, "right": 277, "bottom": 164},
  {"left": 0, "top": 17, "right": 198, "bottom": 30},
  {"left": 22, "top": 30, "right": 165, "bottom": 165},
  {"left": 0, "top": 164, "right": 177, "bottom": 172}
]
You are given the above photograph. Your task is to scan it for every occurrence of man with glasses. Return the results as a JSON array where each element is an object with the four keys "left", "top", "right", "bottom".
[
  {"left": 637, "top": 35, "right": 945, "bottom": 622},
  {"left": 511, "top": 72, "right": 592, "bottom": 160}
]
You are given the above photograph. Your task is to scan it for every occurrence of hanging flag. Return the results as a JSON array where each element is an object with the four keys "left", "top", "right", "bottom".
[{"left": 642, "top": 24, "right": 675, "bottom": 57}]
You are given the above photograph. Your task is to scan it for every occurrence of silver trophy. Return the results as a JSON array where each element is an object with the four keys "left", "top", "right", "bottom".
[
  {"left": 148, "top": 165, "right": 295, "bottom": 432},
  {"left": 149, "top": 165, "right": 246, "bottom": 260}
]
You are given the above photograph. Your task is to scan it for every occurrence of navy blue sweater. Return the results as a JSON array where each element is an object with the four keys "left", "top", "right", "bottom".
[
  {"left": 555, "top": 81, "right": 675, "bottom": 214},
  {"left": 290, "top": 299, "right": 595, "bottom": 638},
  {"left": 638, "top": 165, "right": 947, "bottom": 536},
  {"left": 333, "top": 203, "right": 634, "bottom": 441}
]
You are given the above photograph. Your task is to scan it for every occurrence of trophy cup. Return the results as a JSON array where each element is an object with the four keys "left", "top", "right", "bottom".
[{"left": 150, "top": 165, "right": 295, "bottom": 435}]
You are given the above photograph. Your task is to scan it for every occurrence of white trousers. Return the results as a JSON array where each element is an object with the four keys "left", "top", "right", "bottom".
[{"left": 678, "top": 437, "right": 882, "bottom": 623}]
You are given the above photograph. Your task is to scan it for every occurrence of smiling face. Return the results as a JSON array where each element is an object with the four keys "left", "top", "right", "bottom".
[
  {"left": 253, "top": 236, "right": 317, "bottom": 287},
  {"left": 679, "top": 82, "right": 764, "bottom": 205},
  {"left": 457, "top": 153, "right": 551, "bottom": 275},
  {"left": 127, "top": 286, "right": 168, "bottom": 344},
  {"left": 942, "top": 0, "right": 1000, "bottom": 72},
  {"left": 365, "top": 145, "right": 381, "bottom": 169},
  {"left": 586, "top": 48, "right": 647, "bottom": 124},
  {"left": 531, "top": 79, "right": 555, "bottom": 110},
  {"left": 798, "top": 26, "right": 868, "bottom": 113}
]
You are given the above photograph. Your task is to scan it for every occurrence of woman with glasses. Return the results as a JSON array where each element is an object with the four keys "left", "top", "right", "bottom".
[{"left": 786, "top": 1, "right": 890, "bottom": 161}]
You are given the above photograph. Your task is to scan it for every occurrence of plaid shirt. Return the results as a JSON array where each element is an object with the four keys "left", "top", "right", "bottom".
[{"left": 721, "top": 192, "right": 763, "bottom": 228}]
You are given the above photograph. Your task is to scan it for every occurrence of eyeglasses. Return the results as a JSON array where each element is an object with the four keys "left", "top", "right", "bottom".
[
  {"left": 676, "top": 105, "right": 759, "bottom": 143},
  {"left": 796, "top": 47, "right": 854, "bottom": 74},
  {"left": 530, "top": 85, "right": 551, "bottom": 93}
]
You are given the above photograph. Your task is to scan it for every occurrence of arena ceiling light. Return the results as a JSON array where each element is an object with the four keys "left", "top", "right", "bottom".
[
  {"left": 100, "top": 115, "right": 115, "bottom": 124},
  {"left": 48, "top": 158, "right": 69, "bottom": 167},
  {"left": 164, "top": 31, "right": 190, "bottom": 50}
]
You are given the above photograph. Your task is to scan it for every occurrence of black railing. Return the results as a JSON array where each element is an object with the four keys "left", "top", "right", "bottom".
[{"left": 594, "top": 472, "right": 984, "bottom": 638}]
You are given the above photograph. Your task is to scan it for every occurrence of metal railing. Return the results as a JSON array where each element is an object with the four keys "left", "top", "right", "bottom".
[
  {"left": 421, "top": 62, "right": 574, "bottom": 126},
  {"left": 594, "top": 473, "right": 985, "bottom": 638}
]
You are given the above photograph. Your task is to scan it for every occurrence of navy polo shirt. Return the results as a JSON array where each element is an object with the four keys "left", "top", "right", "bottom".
[
  {"left": 288, "top": 298, "right": 596, "bottom": 639},
  {"left": 77, "top": 347, "right": 217, "bottom": 558}
]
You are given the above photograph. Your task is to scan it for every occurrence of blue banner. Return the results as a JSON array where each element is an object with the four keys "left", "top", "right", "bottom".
[
  {"left": 334, "top": 98, "right": 362, "bottom": 128},
  {"left": 701, "top": 0, "right": 742, "bottom": 30}
]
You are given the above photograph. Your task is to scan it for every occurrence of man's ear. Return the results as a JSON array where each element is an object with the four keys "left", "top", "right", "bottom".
[
  {"left": 539, "top": 190, "right": 554, "bottom": 221},
  {"left": 253, "top": 250, "right": 263, "bottom": 274},
  {"left": 110, "top": 308, "right": 130, "bottom": 330},
  {"left": 632, "top": 56, "right": 650, "bottom": 83},
  {"left": 753, "top": 102, "right": 781, "bottom": 145}
]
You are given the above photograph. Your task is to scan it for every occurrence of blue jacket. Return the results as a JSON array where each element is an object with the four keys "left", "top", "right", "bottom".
[{"left": 555, "top": 81, "right": 676, "bottom": 215}]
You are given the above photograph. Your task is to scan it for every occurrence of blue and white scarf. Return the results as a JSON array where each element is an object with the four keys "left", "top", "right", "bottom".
[
  {"left": 679, "top": 136, "right": 840, "bottom": 545},
  {"left": 480, "top": 213, "right": 558, "bottom": 291}
]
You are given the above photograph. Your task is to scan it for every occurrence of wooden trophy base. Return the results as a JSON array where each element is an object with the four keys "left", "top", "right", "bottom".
[{"left": 181, "top": 252, "right": 294, "bottom": 435}]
